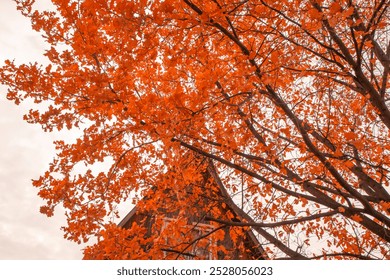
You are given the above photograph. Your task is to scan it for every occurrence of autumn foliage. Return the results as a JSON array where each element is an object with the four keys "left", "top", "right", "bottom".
[{"left": 1, "top": 0, "right": 390, "bottom": 259}]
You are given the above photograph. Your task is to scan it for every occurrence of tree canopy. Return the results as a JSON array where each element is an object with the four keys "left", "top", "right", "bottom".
[{"left": 1, "top": 0, "right": 389, "bottom": 259}]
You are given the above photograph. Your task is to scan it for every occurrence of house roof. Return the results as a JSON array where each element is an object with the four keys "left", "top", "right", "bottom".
[
  {"left": 117, "top": 160, "right": 267, "bottom": 259},
  {"left": 118, "top": 197, "right": 267, "bottom": 259},
  {"left": 118, "top": 205, "right": 138, "bottom": 228}
]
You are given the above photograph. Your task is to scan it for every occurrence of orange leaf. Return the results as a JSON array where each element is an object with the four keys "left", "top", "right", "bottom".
[
  {"left": 351, "top": 214, "right": 363, "bottom": 223},
  {"left": 338, "top": 207, "right": 346, "bottom": 213}
]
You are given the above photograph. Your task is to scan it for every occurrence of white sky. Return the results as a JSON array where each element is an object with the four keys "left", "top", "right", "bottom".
[{"left": 0, "top": 0, "right": 83, "bottom": 259}]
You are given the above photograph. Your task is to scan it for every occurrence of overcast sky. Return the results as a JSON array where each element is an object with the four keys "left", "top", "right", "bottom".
[{"left": 0, "top": 0, "right": 84, "bottom": 259}]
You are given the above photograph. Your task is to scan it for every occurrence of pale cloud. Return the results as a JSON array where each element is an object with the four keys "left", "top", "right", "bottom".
[
  {"left": 0, "top": 0, "right": 133, "bottom": 259},
  {"left": 0, "top": 0, "right": 82, "bottom": 259}
]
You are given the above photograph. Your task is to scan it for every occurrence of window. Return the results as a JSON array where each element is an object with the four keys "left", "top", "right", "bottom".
[{"left": 161, "top": 217, "right": 216, "bottom": 259}]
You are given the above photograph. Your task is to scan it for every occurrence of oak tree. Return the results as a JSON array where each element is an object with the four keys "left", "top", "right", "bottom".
[{"left": 1, "top": 0, "right": 389, "bottom": 259}]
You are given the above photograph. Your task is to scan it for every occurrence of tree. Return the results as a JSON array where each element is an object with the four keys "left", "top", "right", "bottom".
[{"left": 1, "top": 0, "right": 389, "bottom": 259}]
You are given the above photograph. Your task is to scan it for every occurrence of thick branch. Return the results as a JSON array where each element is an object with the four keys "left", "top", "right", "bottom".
[{"left": 205, "top": 210, "right": 339, "bottom": 228}]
